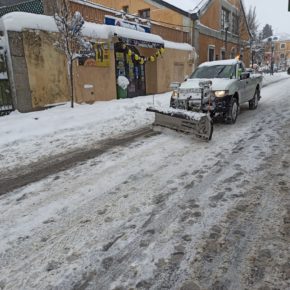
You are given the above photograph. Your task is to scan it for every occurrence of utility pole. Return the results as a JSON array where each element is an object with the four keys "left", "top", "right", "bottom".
[{"left": 224, "top": 21, "right": 229, "bottom": 59}]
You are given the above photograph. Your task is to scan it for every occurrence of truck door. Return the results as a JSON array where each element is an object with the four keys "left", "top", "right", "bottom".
[
  {"left": 240, "top": 62, "right": 256, "bottom": 101},
  {"left": 237, "top": 63, "right": 247, "bottom": 103}
]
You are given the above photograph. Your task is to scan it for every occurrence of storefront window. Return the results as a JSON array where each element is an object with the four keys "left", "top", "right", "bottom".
[{"left": 115, "top": 42, "right": 146, "bottom": 98}]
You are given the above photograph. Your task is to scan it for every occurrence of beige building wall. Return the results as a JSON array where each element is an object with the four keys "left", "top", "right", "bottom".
[
  {"left": 138, "top": 47, "right": 194, "bottom": 94},
  {"left": 155, "top": 48, "right": 194, "bottom": 92},
  {"left": 22, "top": 30, "right": 117, "bottom": 108},
  {"left": 22, "top": 31, "right": 70, "bottom": 109},
  {"left": 74, "top": 51, "right": 116, "bottom": 103},
  {"left": 19, "top": 29, "right": 193, "bottom": 109}
]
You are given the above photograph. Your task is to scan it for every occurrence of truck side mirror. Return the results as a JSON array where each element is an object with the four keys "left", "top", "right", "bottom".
[
  {"left": 170, "top": 82, "right": 181, "bottom": 90},
  {"left": 240, "top": 72, "right": 250, "bottom": 80}
]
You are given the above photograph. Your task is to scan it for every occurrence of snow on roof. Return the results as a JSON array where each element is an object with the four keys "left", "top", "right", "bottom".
[
  {"left": 198, "top": 59, "right": 239, "bottom": 67},
  {"left": 110, "top": 25, "right": 164, "bottom": 44},
  {"left": 0, "top": 12, "right": 164, "bottom": 44},
  {"left": 164, "top": 40, "right": 193, "bottom": 51},
  {"left": 262, "top": 33, "right": 290, "bottom": 43},
  {"left": 161, "top": 0, "right": 209, "bottom": 14},
  {"left": 0, "top": 12, "right": 58, "bottom": 32}
]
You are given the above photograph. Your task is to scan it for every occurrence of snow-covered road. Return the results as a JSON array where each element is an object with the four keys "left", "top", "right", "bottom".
[{"left": 0, "top": 74, "right": 290, "bottom": 289}]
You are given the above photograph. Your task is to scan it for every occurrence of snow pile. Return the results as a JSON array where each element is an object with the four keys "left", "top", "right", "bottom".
[
  {"left": 117, "top": 76, "right": 130, "bottom": 90},
  {"left": 147, "top": 105, "right": 206, "bottom": 121},
  {"left": 0, "top": 92, "right": 171, "bottom": 171}
]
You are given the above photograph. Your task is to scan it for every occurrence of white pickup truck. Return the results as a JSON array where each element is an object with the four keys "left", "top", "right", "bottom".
[{"left": 170, "top": 59, "right": 263, "bottom": 124}]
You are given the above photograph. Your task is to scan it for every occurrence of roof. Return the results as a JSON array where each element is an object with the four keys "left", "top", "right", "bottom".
[
  {"left": 262, "top": 33, "right": 290, "bottom": 43},
  {"left": 151, "top": 0, "right": 210, "bottom": 18},
  {"left": 0, "top": 0, "right": 43, "bottom": 17},
  {"left": 161, "top": 0, "right": 210, "bottom": 13}
]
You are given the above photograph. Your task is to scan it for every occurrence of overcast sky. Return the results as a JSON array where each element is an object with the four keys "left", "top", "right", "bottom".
[{"left": 243, "top": 0, "right": 290, "bottom": 34}]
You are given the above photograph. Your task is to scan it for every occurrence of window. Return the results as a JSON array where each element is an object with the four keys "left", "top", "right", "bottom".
[
  {"left": 281, "top": 53, "right": 285, "bottom": 59},
  {"left": 221, "top": 49, "right": 226, "bottom": 60},
  {"left": 280, "top": 43, "right": 286, "bottom": 49},
  {"left": 122, "top": 6, "right": 129, "bottom": 13},
  {"left": 208, "top": 46, "right": 215, "bottom": 61},
  {"left": 232, "top": 14, "right": 239, "bottom": 35},
  {"left": 138, "top": 9, "right": 150, "bottom": 19},
  {"left": 221, "top": 8, "right": 230, "bottom": 30},
  {"left": 230, "top": 47, "right": 237, "bottom": 59}
]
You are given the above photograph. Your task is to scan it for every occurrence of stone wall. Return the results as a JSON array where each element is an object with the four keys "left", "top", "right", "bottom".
[{"left": 8, "top": 31, "right": 32, "bottom": 112}]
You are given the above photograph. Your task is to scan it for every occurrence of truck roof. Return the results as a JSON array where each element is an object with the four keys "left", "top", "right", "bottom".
[{"left": 198, "top": 59, "right": 241, "bottom": 67}]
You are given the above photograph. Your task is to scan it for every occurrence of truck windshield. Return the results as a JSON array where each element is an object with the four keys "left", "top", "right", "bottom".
[{"left": 190, "top": 65, "right": 235, "bottom": 79}]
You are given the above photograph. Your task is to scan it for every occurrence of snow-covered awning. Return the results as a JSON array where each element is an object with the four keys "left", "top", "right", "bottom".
[
  {"left": 0, "top": 12, "right": 164, "bottom": 48},
  {"left": 164, "top": 40, "right": 193, "bottom": 51}
]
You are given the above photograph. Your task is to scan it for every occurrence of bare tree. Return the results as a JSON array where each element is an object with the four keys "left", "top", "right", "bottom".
[
  {"left": 246, "top": 6, "right": 259, "bottom": 40},
  {"left": 54, "top": 0, "right": 91, "bottom": 108}
]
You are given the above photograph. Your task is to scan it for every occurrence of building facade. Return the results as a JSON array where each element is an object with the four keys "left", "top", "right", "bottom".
[
  {"left": 196, "top": 0, "right": 251, "bottom": 65},
  {"left": 95, "top": 0, "right": 251, "bottom": 66},
  {"left": 263, "top": 35, "right": 290, "bottom": 71}
]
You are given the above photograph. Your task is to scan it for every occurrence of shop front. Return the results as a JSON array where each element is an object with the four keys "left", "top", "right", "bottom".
[
  {"left": 104, "top": 15, "right": 164, "bottom": 99},
  {"left": 115, "top": 43, "right": 146, "bottom": 98}
]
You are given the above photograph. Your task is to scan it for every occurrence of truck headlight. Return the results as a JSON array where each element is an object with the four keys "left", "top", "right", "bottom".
[
  {"left": 171, "top": 90, "right": 179, "bottom": 99},
  {"left": 214, "top": 90, "right": 228, "bottom": 98}
]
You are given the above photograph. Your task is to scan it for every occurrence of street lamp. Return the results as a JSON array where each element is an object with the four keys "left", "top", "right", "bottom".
[{"left": 270, "top": 42, "right": 274, "bottom": 75}]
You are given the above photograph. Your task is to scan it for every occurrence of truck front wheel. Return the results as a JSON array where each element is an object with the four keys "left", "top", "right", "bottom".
[
  {"left": 225, "top": 97, "right": 238, "bottom": 124},
  {"left": 249, "top": 88, "right": 259, "bottom": 110}
]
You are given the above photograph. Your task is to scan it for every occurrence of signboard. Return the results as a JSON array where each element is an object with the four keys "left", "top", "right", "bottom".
[
  {"left": 105, "top": 15, "right": 151, "bottom": 33},
  {"left": 78, "top": 42, "right": 110, "bottom": 67}
]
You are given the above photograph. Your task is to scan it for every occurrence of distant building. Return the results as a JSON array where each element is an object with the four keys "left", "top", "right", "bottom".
[{"left": 262, "top": 34, "right": 290, "bottom": 71}]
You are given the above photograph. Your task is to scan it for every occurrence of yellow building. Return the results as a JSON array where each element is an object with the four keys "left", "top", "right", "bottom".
[
  {"left": 89, "top": 0, "right": 251, "bottom": 66},
  {"left": 263, "top": 35, "right": 290, "bottom": 71}
]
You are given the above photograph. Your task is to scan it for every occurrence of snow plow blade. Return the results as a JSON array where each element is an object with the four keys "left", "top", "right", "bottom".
[{"left": 146, "top": 106, "right": 213, "bottom": 141}]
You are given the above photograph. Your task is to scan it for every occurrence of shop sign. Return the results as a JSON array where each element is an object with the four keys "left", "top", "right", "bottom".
[
  {"left": 105, "top": 15, "right": 151, "bottom": 33},
  {"left": 79, "top": 42, "right": 110, "bottom": 67}
]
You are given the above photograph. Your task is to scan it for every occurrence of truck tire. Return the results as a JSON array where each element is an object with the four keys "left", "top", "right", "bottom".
[
  {"left": 249, "top": 89, "right": 259, "bottom": 110},
  {"left": 225, "top": 97, "right": 238, "bottom": 124}
]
